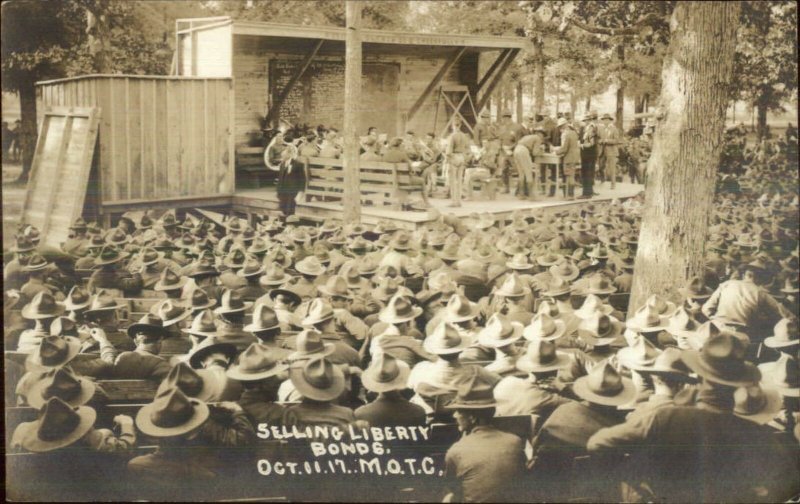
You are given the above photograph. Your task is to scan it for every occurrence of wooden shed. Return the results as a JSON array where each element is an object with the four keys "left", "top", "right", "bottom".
[
  {"left": 36, "top": 75, "right": 234, "bottom": 220},
  {"left": 174, "top": 17, "right": 531, "bottom": 146}
]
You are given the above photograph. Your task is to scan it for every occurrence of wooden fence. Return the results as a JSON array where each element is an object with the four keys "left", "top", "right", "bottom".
[{"left": 36, "top": 75, "right": 235, "bottom": 212}]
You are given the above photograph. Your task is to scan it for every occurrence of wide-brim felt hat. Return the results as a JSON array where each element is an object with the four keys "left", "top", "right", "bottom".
[
  {"left": 543, "top": 281, "right": 572, "bottom": 298},
  {"left": 445, "top": 394, "right": 498, "bottom": 409},
  {"left": 154, "top": 275, "right": 188, "bottom": 292},
  {"left": 26, "top": 336, "right": 82, "bottom": 370},
  {"left": 269, "top": 288, "right": 302, "bottom": 306},
  {"left": 733, "top": 385, "right": 783, "bottom": 425},
  {"left": 287, "top": 341, "right": 336, "bottom": 361},
  {"left": 226, "top": 359, "right": 288, "bottom": 381},
  {"left": 135, "top": 393, "right": 210, "bottom": 438},
  {"left": 126, "top": 322, "right": 169, "bottom": 341},
  {"left": 21, "top": 295, "right": 66, "bottom": 320},
  {"left": 17, "top": 403, "right": 97, "bottom": 453},
  {"left": 478, "top": 320, "right": 524, "bottom": 348},
  {"left": 27, "top": 370, "right": 97, "bottom": 409},
  {"left": 549, "top": 262, "right": 580, "bottom": 282},
  {"left": 226, "top": 343, "right": 289, "bottom": 381},
  {"left": 237, "top": 264, "right": 266, "bottom": 278},
  {"left": 682, "top": 349, "right": 760, "bottom": 388},
  {"left": 523, "top": 317, "right": 567, "bottom": 342},
  {"left": 12, "top": 237, "right": 36, "bottom": 253},
  {"left": 577, "top": 320, "right": 626, "bottom": 347},
  {"left": 678, "top": 284, "right": 713, "bottom": 300},
  {"left": 243, "top": 304, "right": 281, "bottom": 333},
  {"left": 516, "top": 348, "right": 571, "bottom": 374},
  {"left": 573, "top": 370, "right": 636, "bottom": 406},
  {"left": 536, "top": 253, "right": 563, "bottom": 267},
  {"left": 295, "top": 259, "right": 327, "bottom": 276},
  {"left": 94, "top": 249, "right": 128, "bottom": 266},
  {"left": 188, "top": 339, "right": 239, "bottom": 369},
  {"left": 260, "top": 274, "right": 292, "bottom": 288},
  {"left": 213, "top": 296, "right": 253, "bottom": 315},
  {"left": 423, "top": 323, "right": 470, "bottom": 355},
  {"left": 378, "top": 293, "right": 424, "bottom": 324},
  {"left": 757, "top": 356, "right": 799, "bottom": 397},
  {"left": 289, "top": 358, "right": 346, "bottom": 401},
  {"left": 361, "top": 357, "right": 411, "bottom": 393}
]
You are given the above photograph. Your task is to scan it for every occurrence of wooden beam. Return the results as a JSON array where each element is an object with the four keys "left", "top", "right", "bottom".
[
  {"left": 477, "top": 49, "right": 510, "bottom": 92},
  {"left": 342, "top": 1, "right": 362, "bottom": 223},
  {"left": 264, "top": 39, "right": 324, "bottom": 127},
  {"left": 407, "top": 46, "right": 467, "bottom": 122},
  {"left": 476, "top": 48, "right": 520, "bottom": 113}
]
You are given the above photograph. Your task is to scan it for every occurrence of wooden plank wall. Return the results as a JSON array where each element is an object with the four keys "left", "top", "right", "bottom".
[
  {"left": 37, "top": 76, "right": 234, "bottom": 207},
  {"left": 21, "top": 107, "right": 100, "bottom": 247},
  {"left": 232, "top": 35, "right": 480, "bottom": 145},
  {"left": 195, "top": 25, "right": 233, "bottom": 77}
]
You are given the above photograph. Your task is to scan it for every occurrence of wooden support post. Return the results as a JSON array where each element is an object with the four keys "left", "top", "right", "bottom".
[
  {"left": 476, "top": 49, "right": 520, "bottom": 113},
  {"left": 343, "top": 1, "right": 362, "bottom": 224},
  {"left": 264, "top": 39, "right": 324, "bottom": 127},
  {"left": 477, "top": 49, "right": 511, "bottom": 92},
  {"left": 407, "top": 46, "right": 467, "bottom": 123}
]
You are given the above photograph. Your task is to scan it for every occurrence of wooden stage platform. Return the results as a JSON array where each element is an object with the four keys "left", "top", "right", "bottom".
[{"left": 232, "top": 182, "right": 644, "bottom": 229}]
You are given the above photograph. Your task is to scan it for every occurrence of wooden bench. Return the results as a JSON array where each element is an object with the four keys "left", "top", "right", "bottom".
[
  {"left": 304, "top": 156, "right": 424, "bottom": 210},
  {"left": 6, "top": 441, "right": 292, "bottom": 501}
]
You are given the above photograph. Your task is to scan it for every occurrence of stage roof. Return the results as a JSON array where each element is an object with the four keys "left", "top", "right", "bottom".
[{"left": 176, "top": 17, "right": 533, "bottom": 55}]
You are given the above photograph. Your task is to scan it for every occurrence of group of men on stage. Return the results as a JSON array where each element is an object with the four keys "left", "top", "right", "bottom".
[
  {"left": 445, "top": 108, "right": 623, "bottom": 205},
  {"left": 264, "top": 109, "right": 625, "bottom": 214}
]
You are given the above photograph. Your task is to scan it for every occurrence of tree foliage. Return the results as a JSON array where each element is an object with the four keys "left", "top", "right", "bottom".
[
  {"left": 0, "top": 1, "right": 77, "bottom": 90},
  {"left": 203, "top": 0, "right": 413, "bottom": 30},
  {"left": 733, "top": 1, "right": 797, "bottom": 112}
]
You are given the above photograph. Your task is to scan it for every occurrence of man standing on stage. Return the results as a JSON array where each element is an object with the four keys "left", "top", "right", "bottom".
[
  {"left": 598, "top": 113, "right": 621, "bottom": 189},
  {"left": 555, "top": 117, "right": 580, "bottom": 200},
  {"left": 579, "top": 110, "right": 599, "bottom": 199},
  {"left": 473, "top": 110, "right": 496, "bottom": 146},
  {"left": 496, "top": 110, "right": 525, "bottom": 194},
  {"left": 513, "top": 127, "right": 546, "bottom": 201},
  {"left": 445, "top": 116, "right": 471, "bottom": 208},
  {"left": 276, "top": 144, "right": 305, "bottom": 218}
]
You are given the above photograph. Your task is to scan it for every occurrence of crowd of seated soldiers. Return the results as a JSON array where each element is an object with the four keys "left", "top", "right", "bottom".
[{"left": 4, "top": 149, "right": 799, "bottom": 502}]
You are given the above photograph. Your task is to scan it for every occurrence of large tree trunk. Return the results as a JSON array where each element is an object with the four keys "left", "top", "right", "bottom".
[
  {"left": 629, "top": 1, "right": 741, "bottom": 314},
  {"left": 16, "top": 80, "right": 38, "bottom": 183},
  {"left": 533, "top": 36, "right": 545, "bottom": 114},
  {"left": 615, "top": 43, "right": 625, "bottom": 132},
  {"left": 755, "top": 89, "right": 769, "bottom": 140},
  {"left": 342, "top": 1, "right": 362, "bottom": 223},
  {"left": 516, "top": 79, "right": 523, "bottom": 122}
]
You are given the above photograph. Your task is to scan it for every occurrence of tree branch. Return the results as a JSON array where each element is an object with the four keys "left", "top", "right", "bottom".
[{"left": 568, "top": 12, "right": 662, "bottom": 36}]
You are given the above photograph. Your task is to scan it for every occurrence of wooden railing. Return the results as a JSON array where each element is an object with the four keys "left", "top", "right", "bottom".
[{"left": 303, "top": 156, "right": 424, "bottom": 210}]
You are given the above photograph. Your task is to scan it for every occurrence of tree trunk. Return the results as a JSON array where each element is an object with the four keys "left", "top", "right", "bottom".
[
  {"left": 516, "top": 79, "right": 523, "bottom": 122},
  {"left": 343, "top": 1, "right": 362, "bottom": 223},
  {"left": 755, "top": 89, "right": 769, "bottom": 140},
  {"left": 555, "top": 82, "right": 560, "bottom": 115},
  {"left": 585, "top": 96, "right": 591, "bottom": 112},
  {"left": 615, "top": 43, "right": 625, "bottom": 132},
  {"left": 533, "top": 36, "right": 545, "bottom": 114},
  {"left": 16, "top": 80, "right": 38, "bottom": 183},
  {"left": 629, "top": 1, "right": 741, "bottom": 314},
  {"left": 643, "top": 93, "right": 650, "bottom": 112},
  {"left": 634, "top": 95, "right": 645, "bottom": 127},
  {"left": 569, "top": 91, "right": 577, "bottom": 120}
]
